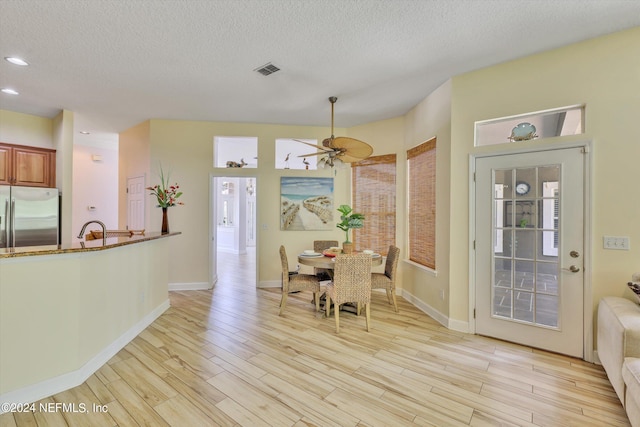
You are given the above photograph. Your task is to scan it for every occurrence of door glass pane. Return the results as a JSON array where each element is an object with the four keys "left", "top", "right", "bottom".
[
  {"left": 515, "top": 260, "right": 535, "bottom": 292},
  {"left": 536, "top": 261, "right": 558, "bottom": 295},
  {"left": 490, "top": 165, "right": 561, "bottom": 329},
  {"left": 515, "top": 200, "right": 536, "bottom": 228},
  {"left": 515, "top": 230, "right": 535, "bottom": 260},
  {"left": 515, "top": 168, "right": 535, "bottom": 198},
  {"left": 495, "top": 228, "right": 512, "bottom": 257},
  {"left": 495, "top": 170, "right": 513, "bottom": 198},
  {"left": 514, "top": 290, "right": 534, "bottom": 322},
  {"left": 493, "top": 258, "right": 512, "bottom": 317},
  {"left": 536, "top": 294, "right": 558, "bottom": 327}
]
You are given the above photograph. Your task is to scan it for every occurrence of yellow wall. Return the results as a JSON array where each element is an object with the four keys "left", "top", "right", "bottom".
[
  {"left": 146, "top": 119, "right": 351, "bottom": 286},
  {"left": 0, "top": 109, "right": 53, "bottom": 148},
  {"left": 52, "top": 110, "right": 75, "bottom": 244},
  {"left": 398, "top": 80, "right": 453, "bottom": 320},
  {"left": 118, "top": 120, "right": 151, "bottom": 229},
  {"left": 448, "top": 27, "right": 640, "bottom": 327}
]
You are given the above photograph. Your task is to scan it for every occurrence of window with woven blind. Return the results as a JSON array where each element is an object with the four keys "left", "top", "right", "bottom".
[
  {"left": 352, "top": 154, "right": 396, "bottom": 256},
  {"left": 407, "top": 138, "right": 436, "bottom": 269}
]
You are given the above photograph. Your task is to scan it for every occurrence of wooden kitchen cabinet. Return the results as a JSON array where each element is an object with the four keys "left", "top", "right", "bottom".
[{"left": 0, "top": 142, "right": 56, "bottom": 187}]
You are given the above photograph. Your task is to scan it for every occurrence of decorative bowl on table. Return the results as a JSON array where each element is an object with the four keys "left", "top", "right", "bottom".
[{"left": 322, "top": 248, "right": 342, "bottom": 257}]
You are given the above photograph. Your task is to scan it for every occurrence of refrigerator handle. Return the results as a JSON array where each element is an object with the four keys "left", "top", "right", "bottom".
[
  {"left": 3, "top": 199, "right": 8, "bottom": 246},
  {"left": 11, "top": 198, "right": 15, "bottom": 247}
]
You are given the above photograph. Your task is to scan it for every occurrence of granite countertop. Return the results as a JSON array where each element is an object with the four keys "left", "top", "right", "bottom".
[{"left": 0, "top": 232, "right": 181, "bottom": 259}]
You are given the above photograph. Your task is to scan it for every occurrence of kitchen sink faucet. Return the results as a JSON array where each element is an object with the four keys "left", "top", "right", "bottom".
[{"left": 77, "top": 220, "right": 107, "bottom": 246}]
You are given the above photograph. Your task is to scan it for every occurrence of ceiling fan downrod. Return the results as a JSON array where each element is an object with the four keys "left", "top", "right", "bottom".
[{"left": 328, "top": 96, "right": 337, "bottom": 141}]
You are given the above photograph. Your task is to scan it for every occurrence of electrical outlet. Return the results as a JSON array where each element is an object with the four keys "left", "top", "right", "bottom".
[
  {"left": 603, "top": 236, "right": 630, "bottom": 250},
  {"left": 439, "top": 289, "right": 445, "bottom": 301}
]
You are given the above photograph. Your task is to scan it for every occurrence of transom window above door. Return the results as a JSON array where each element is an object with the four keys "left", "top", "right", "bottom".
[{"left": 475, "top": 105, "right": 584, "bottom": 147}]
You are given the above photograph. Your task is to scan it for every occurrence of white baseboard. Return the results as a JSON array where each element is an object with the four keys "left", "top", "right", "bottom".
[
  {"left": 258, "top": 280, "right": 281, "bottom": 288},
  {"left": 169, "top": 282, "right": 212, "bottom": 291},
  {"left": 399, "top": 289, "right": 470, "bottom": 333},
  {"left": 0, "top": 299, "right": 170, "bottom": 412}
]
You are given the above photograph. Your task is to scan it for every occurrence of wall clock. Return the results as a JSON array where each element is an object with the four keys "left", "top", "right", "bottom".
[{"left": 515, "top": 181, "right": 531, "bottom": 195}]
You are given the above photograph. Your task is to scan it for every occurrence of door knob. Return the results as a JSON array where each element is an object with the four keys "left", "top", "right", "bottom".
[{"left": 563, "top": 265, "right": 580, "bottom": 273}]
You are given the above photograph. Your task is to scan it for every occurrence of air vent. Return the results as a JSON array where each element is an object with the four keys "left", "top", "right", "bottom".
[{"left": 254, "top": 62, "right": 280, "bottom": 76}]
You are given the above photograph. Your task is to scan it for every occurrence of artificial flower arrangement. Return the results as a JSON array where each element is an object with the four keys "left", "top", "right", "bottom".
[{"left": 147, "top": 167, "right": 184, "bottom": 208}]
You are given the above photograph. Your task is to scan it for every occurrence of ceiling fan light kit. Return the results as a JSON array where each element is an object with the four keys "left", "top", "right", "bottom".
[{"left": 294, "top": 97, "right": 373, "bottom": 168}]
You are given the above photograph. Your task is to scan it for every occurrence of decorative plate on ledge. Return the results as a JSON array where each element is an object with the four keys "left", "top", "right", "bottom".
[{"left": 508, "top": 122, "right": 538, "bottom": 142}]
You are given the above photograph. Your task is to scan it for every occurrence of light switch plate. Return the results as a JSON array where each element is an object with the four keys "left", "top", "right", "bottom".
[{"left": 603, "top": 236, "right": 630, "bottom": 250}]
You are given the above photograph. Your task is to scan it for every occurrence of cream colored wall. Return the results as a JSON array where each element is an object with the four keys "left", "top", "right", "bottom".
[
  {"left": 401, "top": 80, "right": 453, "bottom": 318},
  {"left": 449, "top": 27, "right": 640, "bottom": 328},
  {"left": 118, "top": 121, "right": 151, "bottom": 230},
  {"left": 146, "top": 119, "right": 350, "bottom": 286},
  {"left": 0, "top": 109, "right": 53, "bottom": 148},
  {"left": 0, "top": 239, "right": 170, "bottom": 395},
  {"left": 52, "top": 110, "right": 75, "bottom": 245}
]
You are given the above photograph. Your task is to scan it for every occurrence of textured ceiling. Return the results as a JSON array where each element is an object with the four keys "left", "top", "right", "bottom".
[{"left": 1, "top": 0, "right": 639, "bottom": 138}]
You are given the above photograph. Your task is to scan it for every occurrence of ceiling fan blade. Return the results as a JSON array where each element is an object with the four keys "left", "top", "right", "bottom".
[
  {"left": 297, "top": 151, "right": 328, "bottom": 158},
  {"left": 292, "top": 139, "right": 333, "bottom": 152},
  {"left": 331, "top": 137, "right": 374, "bottom": 162}
]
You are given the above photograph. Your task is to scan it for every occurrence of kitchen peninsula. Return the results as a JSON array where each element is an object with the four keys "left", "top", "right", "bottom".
[{"left": 0, "top": 232, "right": 180, "bottom": 406}]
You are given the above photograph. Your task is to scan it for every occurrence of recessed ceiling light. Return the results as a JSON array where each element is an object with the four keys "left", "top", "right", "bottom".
[
  {"left": 79, "top": 131, "right": 91, "bottom": 135},
  {"left": 1, "top": 88, "right": 19, "bottom": 95},
  {"left": 4, "top": 57, "right": 28, "bottom": 66}
]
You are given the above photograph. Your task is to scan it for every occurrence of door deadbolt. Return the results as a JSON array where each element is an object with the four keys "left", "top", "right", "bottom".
[{"left": 570, "top": 250, "right": 580, "bottom": 258}]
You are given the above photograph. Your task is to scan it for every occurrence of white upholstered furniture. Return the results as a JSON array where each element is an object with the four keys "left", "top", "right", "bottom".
[{"left": 597, "top": 297, "right": 640, "bottom": 426}]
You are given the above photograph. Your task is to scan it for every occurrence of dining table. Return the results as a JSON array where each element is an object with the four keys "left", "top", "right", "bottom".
[
  {"left": 297, "top": 249, "right": 384, "bottom": 314},
  {"left": 297, "top": 249, "right": 384, "bottom": 271}
]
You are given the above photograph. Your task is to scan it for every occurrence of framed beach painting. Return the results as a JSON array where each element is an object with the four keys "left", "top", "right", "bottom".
[{"left": 280, "top": 177, "right": 334, "bottom": 230}]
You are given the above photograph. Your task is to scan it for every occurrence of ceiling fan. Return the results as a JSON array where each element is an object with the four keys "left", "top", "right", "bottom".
[{"left": 294, "top": 97, "right": 373, "bottom": 168}]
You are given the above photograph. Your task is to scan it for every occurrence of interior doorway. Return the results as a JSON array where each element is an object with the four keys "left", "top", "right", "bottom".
[{"left": 211, "top": 176, "right": 257, "bottom": 287}]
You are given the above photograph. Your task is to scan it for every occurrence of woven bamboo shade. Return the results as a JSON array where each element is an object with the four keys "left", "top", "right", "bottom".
[
  {"left": 407, "top": 138, "right": 436, "bottom": 269},
  {"left": 352, "top": 154, "right": 396, "bottom": 256}
]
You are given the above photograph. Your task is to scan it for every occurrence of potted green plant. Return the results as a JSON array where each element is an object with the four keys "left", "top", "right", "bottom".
[{"left": 336, "top": 204, "right": 365, "bottom": 254}]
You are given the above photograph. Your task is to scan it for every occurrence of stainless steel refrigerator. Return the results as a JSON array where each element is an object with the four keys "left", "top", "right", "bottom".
[{"left": 0, "top": 185, "right": 59, "bottom": 248}]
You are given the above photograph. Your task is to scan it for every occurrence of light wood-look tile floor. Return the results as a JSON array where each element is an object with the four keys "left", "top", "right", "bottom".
[{"left": 0, "top": 252, "right": 629, "bottom": 426}]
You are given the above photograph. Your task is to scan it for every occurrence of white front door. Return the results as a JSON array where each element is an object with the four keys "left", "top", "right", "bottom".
[
  {"left": 475, "top": 146, "right": 586, "bottom": 358},
  {"left": 127, "top": 175, "right": 145, "bottom": 230}
]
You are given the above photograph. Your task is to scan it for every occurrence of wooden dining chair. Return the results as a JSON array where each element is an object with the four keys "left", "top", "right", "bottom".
[
  {"left": 313, "top": 240, "right": 338, "bottom": 281},
  {"left": 371, "top": 245, "right": 400, "bottom": 312},
  {"left": 325, "top": 253, "right": 372, "bottom": 333},
  {"left": 279, "top": 246, "right": 320, "bottom": 316}
]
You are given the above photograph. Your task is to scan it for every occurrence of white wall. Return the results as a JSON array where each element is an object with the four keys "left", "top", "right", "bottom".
[{"left": 72, "top": 143, "right": 119, "bottom": 237}]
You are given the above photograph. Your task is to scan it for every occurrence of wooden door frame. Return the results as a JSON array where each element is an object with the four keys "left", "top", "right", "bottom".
[{"left": 468, "top": 141, "right": 593, "bottom": 362}]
